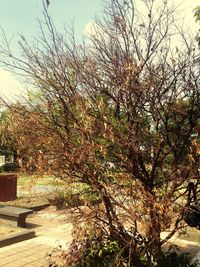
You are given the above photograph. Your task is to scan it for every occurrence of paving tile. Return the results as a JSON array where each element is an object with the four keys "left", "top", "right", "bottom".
[
  {"left": 34, "top": 259, "right": 47, "bottom": 265},
  {"left": 5, "top": 255, "right": 19, "bottom": 262},
  {"left": 0, "top": 259, "right": 11, "bottom": 266},
  {"left": 0, "top": 254, "right": 10, "bottom": 260},
  {"left": 24, "top": 255, "right": 40, "bottom": 261},
  {"left": 16, "top": 258, "right": 34, "bottom": 265},
  {"left": 24, "top": 259, "right": 47, "bottom": 267},
  {"left": 0, "top": 257, "right": 16, "bottom": 265},
  {"left": 26, "top": 263, "right": 41, "bottom": 267},
  {"left": 19, "top": 250, "right": 35, "bottom": 257},
  {"left": 0, "top": 252, "right": 15, "bottom": 257},
  {"left": 0, "top": 211, "right": 68, "bottom": 264},
  {"left": 4, "top": 249, "right": 19, "bottom": 254},
  {"left": 9, "top": 261, "right": 25, "bottom": 267},
  {"left": 4, "top": 263, "right": 17, "bottom": 267}
]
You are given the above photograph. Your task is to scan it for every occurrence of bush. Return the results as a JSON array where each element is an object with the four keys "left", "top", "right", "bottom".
[
  {"left": 47, "top": 234, "right": 200, "bottom": 267},
  {"left": 48, "top": 190, "right": 84, "bottom": 209},
  {"left": 48, "top": 184, "right": 101, "bottom": 209},
  {"left": 47, "top": 230, "right": 120, "bottom": 267},
  {"left": 161, "top": 247, "right": 199, "bottom": 267},
  {"left": 2, "top": 162, "right": 20, "bottom": 172},
  {"left": 80, "top": 188, "right": 101, "bottom": 207}
]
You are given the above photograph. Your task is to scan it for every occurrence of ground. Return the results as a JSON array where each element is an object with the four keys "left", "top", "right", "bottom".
[
  {"left": 0, "top": 175, "right": 199, "bottom": 266},
  {"left": 0, "top": 206, "right": 73, "bottom": 267},
  {"left": 0, "top": 205, "right": 199, "bottom": 266},
  {"left": 0, "top": 222, "right": 22, "bottom": 237}
]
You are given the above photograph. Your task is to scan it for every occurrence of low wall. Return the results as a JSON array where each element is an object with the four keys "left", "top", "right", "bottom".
[{"left": 0, "top": 174, "right": 17, "bottom": 201}]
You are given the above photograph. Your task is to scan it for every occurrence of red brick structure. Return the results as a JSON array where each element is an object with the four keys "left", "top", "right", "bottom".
[{"left": 0, "top": 174, "right": 17, "bottom": 201}]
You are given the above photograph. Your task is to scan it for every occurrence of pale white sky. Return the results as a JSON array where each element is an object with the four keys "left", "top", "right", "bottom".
[
  {"left": 0, "top": 69, "right": 25, "bottom": 101},
  {"left": 0, "top": 0, "right": 199, "bottom": 101}
]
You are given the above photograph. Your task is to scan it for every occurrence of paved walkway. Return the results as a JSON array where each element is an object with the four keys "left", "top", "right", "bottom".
[
  {"left": 0, "top": 208, "right": 199, "bottom": 266},
  {"left": 0, "top": 209, "right": 73, "bottom": 267}
]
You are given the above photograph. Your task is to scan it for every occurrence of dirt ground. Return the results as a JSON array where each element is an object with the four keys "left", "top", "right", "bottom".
[{"left": 0, "top": 222, "right": 23, "bottom": 237}]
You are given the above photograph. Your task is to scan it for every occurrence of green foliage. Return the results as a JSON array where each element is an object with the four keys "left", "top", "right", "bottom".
[
  {"left": 0, "top": 165, "right": 4, "bottom": 173},
  {"left": 63, "top": 192, "right": 84, "bottom": 208},
  {"left": 0, "top": 110, "right": 15, "bottom": 161},
  {"left": 47, "top": 231, "right": 120, "bottom": 267},
  {"left": 161, "top": 247, "right": 199, "bottom": 267},
  {"left": 48, "top": 183, "right": 101, "bottom": 209},
  {"left": 194, "top": 6, "right": 200, "bottom": 47},
  {"left": 48, "top": 233, "right": 200, "bottom": 267},
  {"left": 80, "top": 186, "right": 101, "bottom": 206},
  {"left": 194, "top": 6, "right": 200, "bottom": 22},
  {"left": 1, "top": 1, "right": 200, "bottom": 266},
  {"left": 85, "top": 239, "right": 119, "bottom": 267},
  {"left": 0, "top": 162, "right": 20, "bottom": 173},
  {"left": 48, "top": 189, "right": 83, "bottom": 209}
]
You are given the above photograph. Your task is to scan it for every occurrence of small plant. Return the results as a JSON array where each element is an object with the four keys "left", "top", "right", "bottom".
[
  {"left": 0, "top": 162, "right": 20, "bottom": 172},
  {"left": 161, "top": 246, "right": 199, "bottom": 267},
  {"left": 47, "top": 233, "right": 200, "bottom": 267},
  {"left": 80, "top": 188, "right": 101, "bottom": 206},
  {"left": 48, "top": 191, "right": 66, "bottom": 209},
  {"left": 48, "top": 188, "right": 84, "bottom": 209},
  {"left": 48, "top": 183, "right": 101, "bottom": 209},
  {"left": 47, "top": 229, "right": 120, "bottom": 267},
  {"left": 85, "top": 238, "right": 119, "bottom": 267}
]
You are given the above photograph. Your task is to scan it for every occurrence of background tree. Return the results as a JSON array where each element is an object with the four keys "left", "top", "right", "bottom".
[
  {"left": 0, "top": 97, "right": 55, "bottom": 172},
  {"left": 0, "top": 0, "right": 199, "bottom": 266},
  {"left": 0, "top": 108, "right": 14, "bottom": 161},
  {"left": 194, "top": 6, "right": 200, "bottom": 47}
]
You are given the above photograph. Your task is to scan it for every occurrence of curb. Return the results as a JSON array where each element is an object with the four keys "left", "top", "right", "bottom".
[
  {"left": 16, "top": 203, "right": 50, "bottom": 212},
  {"left": 0, "top": 230, "right": 35, "bottom": 248},
  {"left": 1, "top": 203, "right": 51, "bottom": 212}
]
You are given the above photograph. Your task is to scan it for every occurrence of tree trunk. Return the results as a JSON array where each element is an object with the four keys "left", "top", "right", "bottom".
[{"left": 149, "top": 207, "right": 162, "bottom": 265}]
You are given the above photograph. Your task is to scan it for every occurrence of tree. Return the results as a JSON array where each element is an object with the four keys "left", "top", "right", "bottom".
[
  {"left": 194, "top": 6, "right": 200, "bottom": 47},
  {"left": 0, "top": 98, "right": 55, "bottom": 172},
  {"left": 0, "top": 108, "right": 14, "bottom": 160},
  {"left": 0, "top": 0, "right": 199, "bottom": 266}
]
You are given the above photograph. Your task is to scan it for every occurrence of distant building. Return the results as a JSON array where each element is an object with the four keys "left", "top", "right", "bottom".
[{"left": 0, "top": 155, "right": 5, "bottom": 166}]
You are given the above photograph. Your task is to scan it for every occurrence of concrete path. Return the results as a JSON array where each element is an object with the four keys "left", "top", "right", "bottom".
[
  {"left": 0, "top": 208, "right": 199, "bottom": 266},
  {"left": 0, "top": 209, "right": 73, "bottom": 267},
  {"left": 0, "top": 223, "right": 72, "bottom": 267},
  {"left": 1, "top": 226, "right": 199, "bottom": 266}
]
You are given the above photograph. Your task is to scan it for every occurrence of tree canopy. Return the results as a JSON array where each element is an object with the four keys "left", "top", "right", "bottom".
[
  {"left": 194, "top": 6, "right": 200, "bottom": 47},
  {"left": 0, "top": 0, "right": 200, "bottom": 266}
]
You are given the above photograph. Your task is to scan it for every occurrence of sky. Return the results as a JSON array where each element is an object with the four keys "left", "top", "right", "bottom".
[
  {"left": 0, "top": 0, "right": 199, "bottom": 101},
  {"left": 0, "top": 0, "right": 103, "bottom": 100}
]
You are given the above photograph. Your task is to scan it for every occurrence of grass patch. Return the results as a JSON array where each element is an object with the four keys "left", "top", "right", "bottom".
[
  {"left": 17, "top": 175, "right": 57, "bottom": 187},
  {"left": 0, "top": 194, "right": 50, "bottom": 208}
]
